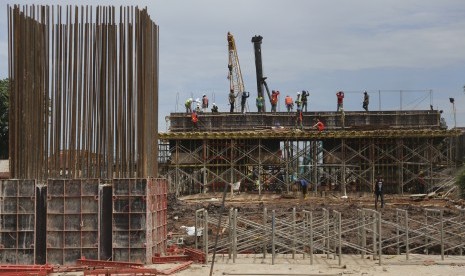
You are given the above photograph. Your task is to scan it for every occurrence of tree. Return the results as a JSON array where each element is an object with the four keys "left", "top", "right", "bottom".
[{"left": 0, "top": 78, "right": 9, "bottom": 158}]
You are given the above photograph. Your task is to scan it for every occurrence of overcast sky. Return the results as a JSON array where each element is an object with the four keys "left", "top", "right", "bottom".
[{"left": 1, "top": 0, "right": 465, "bottom": 131}]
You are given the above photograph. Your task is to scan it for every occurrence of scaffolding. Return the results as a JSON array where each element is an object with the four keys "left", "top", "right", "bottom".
[
  {"left": 159, "top": 111, "right": 462, "bottom": 196},
  {"left": 194, "top": 206, "right": 465, "bottom": 266}
]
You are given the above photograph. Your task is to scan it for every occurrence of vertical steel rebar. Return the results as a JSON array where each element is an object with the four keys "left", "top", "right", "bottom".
[{"left": 8, "top": 5, "right": 159, "bottom": 180}]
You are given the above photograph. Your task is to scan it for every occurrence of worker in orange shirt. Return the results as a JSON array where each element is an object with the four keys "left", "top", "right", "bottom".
[
  {"left": 285, "top": 95, "right": 294, "bottom": 112},
  {"left": 191, "top": 110, "right": 199, "bottom": 130},
  {"left": 313, "top": 118, "right": 325, "bottom": 132}
]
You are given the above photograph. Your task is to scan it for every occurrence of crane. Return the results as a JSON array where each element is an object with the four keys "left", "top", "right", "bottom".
[{"left": 227, "top": 32, "right": 246, "bottom": 111}]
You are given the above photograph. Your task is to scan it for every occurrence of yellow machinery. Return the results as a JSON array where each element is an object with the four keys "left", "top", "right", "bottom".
[{"left": 227, "top": 32, "right": 246, "bottom": 111}]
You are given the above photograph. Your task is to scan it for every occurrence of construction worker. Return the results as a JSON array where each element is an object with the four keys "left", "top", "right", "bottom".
[
  {"left": 195, "top": 102, "right": 201, "bottom": 113},
  {"left": 374, "top": 174, "right": 384, "bottom": 209},
  {"left": 313, "top": 118, "right": 325, "bottom": 132},
  {"left": 202, "top": 94, "right": 209, "bottom": 112},
  {"left": 229, "top": 91, "right": 236, "bottom": 113},
  {"left": 301, "top": 90, "right": 309, "bottom": 112},
  {"left": 271, "top": 90, "right": 280, "bottom": 112},
  {"left": 211, "top": 103, "right": 219, "bottom": 113},
  {"left": 363, "top": 91, "right": 369, "bottom": 112},
  {"left": 336, "top": 91, "right": 344, "bottom": 112},
  {"left": 191, "top": 110, "right": 199, "bottom": 130},
  {"left": 256, "top": 95, "right": 264, "bottom": 113},
  {"left": 285, "top": 95, "right": 294, "bottom": 112},
  {"left": 295, "top": 97, "right": 303, "bottom": 129},
  {"left": 241, "top": 92, "right": 249, "bottom": 113},
  {"left": 185, "top": 98, "right": 193, "bottom": 113},
  {"left": 297, "top": 178, "right": 309, "bottom": 199}
]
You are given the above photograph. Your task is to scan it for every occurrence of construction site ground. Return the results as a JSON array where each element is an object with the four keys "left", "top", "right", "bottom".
[{"left": 167, "top": 191, "right": 465, "bottom": 275}]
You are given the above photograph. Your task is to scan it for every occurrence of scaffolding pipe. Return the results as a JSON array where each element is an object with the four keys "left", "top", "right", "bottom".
[{"left": 271, "top": 210, "right": 276, "bottom": 265}]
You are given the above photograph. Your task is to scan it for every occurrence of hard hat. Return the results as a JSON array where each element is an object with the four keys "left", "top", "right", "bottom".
[
  {"left": 213, "top": 103, "right": 216, "bottom": 106},
  {"left": 189, "top": 98, "right": 193, "bottom": 101},
  {"left": 203, "top": 94, "right": 206, "bottom": 96},
  {"left": 297, "top": 91, "right": 301, "bottom": 95}
]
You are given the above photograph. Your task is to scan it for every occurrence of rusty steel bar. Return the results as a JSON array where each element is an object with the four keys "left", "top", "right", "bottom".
[{"left": 8, "top": 5, "right": 159, "bottom": 180}]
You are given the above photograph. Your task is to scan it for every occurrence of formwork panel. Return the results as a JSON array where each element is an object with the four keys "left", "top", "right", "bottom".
[
  {"left": 82, "top": 197, "right": 98, "bottom": 213},
  {"left": 48, "top": 198, "right": 64, "bottom": 213},
  {"left": 47, "top": 231, "right": 63, "bottom": 247},
  {"left": 82, "top": 248, "right": 98, "bottom": 260},
  {"left": 152, "top": 178, "right": 168, "bottom": 255},
  {"left": 112, "top": 178, "right": 167, "bottom": 263},
  {"left": 64, "top": 215, "right": 81, "bottom": 230},
  {"left": 46, "top": 179, "right": 99, "bottom": 265},
  {"left": 81, "top": 214, "right": 98, "bottom": 231},
  {"left": 64, "top": 232, "right": 81, "bottom": 247},
  {"left": 64, "top": 198, "right": 82, "bottom": 213},
  {"left": 0, "top": 180, "right": 36, "bottom": 264},
  {"left": 47, "top": 215, "right": 64, "bottom": 230},
  {"left": 82, "top": 231, "right": 98, "bottom": 247}
]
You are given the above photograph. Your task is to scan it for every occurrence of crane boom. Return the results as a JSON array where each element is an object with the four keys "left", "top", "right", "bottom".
[
  {"left": 227, "top": 32, "right": 245, "bottom": 111},
  {"left": 252, "top": 35, "right": 272, "bottom": 111}
]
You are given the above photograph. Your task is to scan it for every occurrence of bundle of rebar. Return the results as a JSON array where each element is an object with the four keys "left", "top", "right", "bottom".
[{"left": 8, "top": 5, "right": 159, "bottom": 180}]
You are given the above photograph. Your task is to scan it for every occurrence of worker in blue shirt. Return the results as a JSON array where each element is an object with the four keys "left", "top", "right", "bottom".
[
  {"left": 374, "top": 174, "right": 384, "bottom": 209},
  {"left": 297, "top": 178, "right": 309, "bottom": 199}
]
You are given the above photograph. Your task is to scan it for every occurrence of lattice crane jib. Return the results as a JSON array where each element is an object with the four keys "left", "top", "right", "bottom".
[{"left": 227, "top": 32, "right": 245, "bottom": 111}]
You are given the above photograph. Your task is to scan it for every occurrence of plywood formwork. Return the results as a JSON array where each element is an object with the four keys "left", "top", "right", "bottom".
[{"left": 160, "top": 111, "right": 462, "bottom": 196}]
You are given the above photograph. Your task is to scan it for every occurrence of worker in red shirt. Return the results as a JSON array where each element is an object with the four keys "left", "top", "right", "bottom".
[
  {"left": 313, "top": 118, "right": 325, "bottom": 132},
  {"left": 202, "top": 94, "right": 209, "bottom": 112},
  {"left": 191, "top": 110, "right": 198, "bottom": 130},
  {"left": 336, "top": 91, "right": 344, "bottom": 112},
  {"left": 271, "top": 90, "right": 280, "bottom": 112}
]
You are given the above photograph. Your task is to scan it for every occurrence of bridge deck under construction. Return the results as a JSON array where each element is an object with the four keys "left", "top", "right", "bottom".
[{"left": 159, "top": 110, "right": 462, "bottom": 196}]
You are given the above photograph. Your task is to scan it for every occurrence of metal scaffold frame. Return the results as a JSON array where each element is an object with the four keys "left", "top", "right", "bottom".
[
  {"left": 194, "top": 207, "right": 465, "bottom": 266},
  {"left": 159, "top": 132, "right": 458, "bottom": 196}
]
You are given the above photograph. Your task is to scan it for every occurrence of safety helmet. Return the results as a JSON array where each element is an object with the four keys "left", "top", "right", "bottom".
[
  {"left": 297, "top": 91, "right": 301, "bottom": 95},
  {"left": 203, "top": 94, "right": 206, "bottom": 97},
  {"left": 213, "top": 103, "right": 216, "bottom": 106},
  {"left": 189, "top": 98, "right": 193, "bottom": 101}
]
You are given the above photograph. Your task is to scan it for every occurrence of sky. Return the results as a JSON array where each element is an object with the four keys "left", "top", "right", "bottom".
[{"left": 1, "top": 0, "right": 465, "bottom": 131}]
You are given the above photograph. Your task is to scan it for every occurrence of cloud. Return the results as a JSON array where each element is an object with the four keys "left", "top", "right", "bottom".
[{"left": 1, "top": 0, "right": 465, "bottom": 129}]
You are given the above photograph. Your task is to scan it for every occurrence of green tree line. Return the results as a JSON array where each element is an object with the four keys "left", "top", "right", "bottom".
[{"left": 0, "top": 78, "right": 9, "bottom": 158}]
